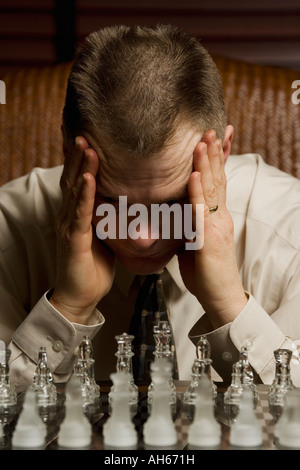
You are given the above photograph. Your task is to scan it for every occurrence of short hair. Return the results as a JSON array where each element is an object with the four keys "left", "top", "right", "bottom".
[{"left": 62, "top": 24, "right": 226, "bottom": 156}]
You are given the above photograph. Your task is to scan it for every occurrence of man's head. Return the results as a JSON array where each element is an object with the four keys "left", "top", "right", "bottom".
[
  {"left": 62, "top": 24, "right": 227, "bottom": 155},
  {"left": 62, "top": 25, "right": 232, "bottom": 274}
]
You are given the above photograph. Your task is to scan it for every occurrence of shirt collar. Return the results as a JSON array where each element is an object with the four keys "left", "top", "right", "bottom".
[{"left": 114, "top": 255, "right": 187, "bottom": 297}]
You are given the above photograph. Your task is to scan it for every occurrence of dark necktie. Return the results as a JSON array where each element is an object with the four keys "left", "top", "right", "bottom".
[{"left": 129, "top": 270, "right": 178, "bottom": 383}]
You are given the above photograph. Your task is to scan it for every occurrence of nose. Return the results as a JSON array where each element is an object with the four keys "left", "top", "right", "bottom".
[{"left": 129, "top": 237, "right": 158, "bottom": 252}]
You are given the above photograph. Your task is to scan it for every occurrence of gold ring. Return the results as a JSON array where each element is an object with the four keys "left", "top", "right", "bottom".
[{"left": 209, "top": 205, "right": 218, "bottom": 213}]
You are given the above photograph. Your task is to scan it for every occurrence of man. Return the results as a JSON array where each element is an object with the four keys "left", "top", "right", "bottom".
[{"left": 1, "top": 25, "right": 300, "bottom": 387}]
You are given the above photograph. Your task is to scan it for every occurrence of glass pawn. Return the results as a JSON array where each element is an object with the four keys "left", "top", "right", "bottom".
[
  {"left": 183, "top": 335, "right": 217, "bottom": 408},
  {"left": 74, "top": 336, "right": 100, "bottom": 406},
  {"left": 32, "top": 347, "right": 57, "bottom": 407},
  {"left": 147, "top": 321, "right": 176, "bottom": 405},
  {"left": 109, "top": 332, "right": 138, "bottom": 406},
  {"left": 268, "top": 348, "right": 295, "bottom": 412}
]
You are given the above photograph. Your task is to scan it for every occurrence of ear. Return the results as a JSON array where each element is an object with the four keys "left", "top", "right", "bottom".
[{"left": 222, "top": 125, "right": 234, "bottom": 161}]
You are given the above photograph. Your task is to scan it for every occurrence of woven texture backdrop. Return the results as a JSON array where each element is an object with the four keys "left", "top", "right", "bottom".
[{"left": 1, "top": 56, "right": 300, "bottom": 186}]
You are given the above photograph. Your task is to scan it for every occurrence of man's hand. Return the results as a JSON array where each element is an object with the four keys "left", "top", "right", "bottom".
[
  {"left": 50, "top": 136, "right": 115, "bottom": 324},
  {"left": 178, "top": 130, "right": 247, "bottom": 329}
]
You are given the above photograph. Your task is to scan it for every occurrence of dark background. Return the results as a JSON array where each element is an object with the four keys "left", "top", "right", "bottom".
[{"left": 1, "top": 0, "right": 300, "bottom": 73}]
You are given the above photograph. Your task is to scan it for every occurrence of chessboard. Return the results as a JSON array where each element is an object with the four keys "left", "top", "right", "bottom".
[{"left": 1, "top": 382, "right": 283, "bottom": 452}]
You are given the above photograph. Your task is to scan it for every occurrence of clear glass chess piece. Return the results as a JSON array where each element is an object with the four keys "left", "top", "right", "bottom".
[
  {"left": 109, "top": 332, "right": 138, "bottom": 406},
  {"left": 224, "top": 361, "right": 244, "bottom": 406},
  {"left": 0, "top": 345, "right": 17, "bottom": 407},
  {"left": 0, "top": 343, "right": 17, "bottom": 447},
  {"left": 268, "top": 348, "right": 296, "bottom": 413},
  {"left": 74, "top": 336, "right": 100, "bottom": 406},
  {"left": 224, "top": 347, "right": 258, "bottom": 408},
  {"left": 147, "top": 321, "right": 176, "bottom": 405},
  {"left": 32, "top": 347, "right": 57, "bottom": 407},
  {"left": 183, "top": 335, "right": 217, "bottom": 410}
]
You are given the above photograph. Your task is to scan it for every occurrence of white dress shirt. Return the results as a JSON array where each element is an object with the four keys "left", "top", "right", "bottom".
[{"left": 1, "top": 154, "right": 300, "bottom": 387}]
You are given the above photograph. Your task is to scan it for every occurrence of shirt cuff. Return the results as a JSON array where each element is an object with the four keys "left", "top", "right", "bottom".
[
  {"left": 189, "top": 293, "right": 287, "bottom": 384},
  {"left": 11, "top": 291, "right": 104, "bottom": 379}
]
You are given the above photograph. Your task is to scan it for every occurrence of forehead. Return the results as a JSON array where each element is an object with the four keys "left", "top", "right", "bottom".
[{"left": 84, "top": 127, "right": 201, "bottom": 203}]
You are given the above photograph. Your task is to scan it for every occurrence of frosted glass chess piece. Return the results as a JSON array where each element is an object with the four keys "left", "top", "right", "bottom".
[
  {"left": 58, "top": 374, "right": 92, "bottom": 449},
  {"left": 109, "top": 332, "right": 138, "bottom": 406},
  {"left": 12, "top": 386, "right": 47, "bottom": 449},
  {"left": 229, "top": 388, "right": 263, "bottom": 449},
  {"left": 103, "top": 371, "right": 138, "bottom": 449},
  {"left": 275, "top": 389, "right": 300, "bottom": 449},
  {"left": 268, "top": 349, "right": 295, "bottom": 413},
  {"left": 187, "top": 374, "right": 221, "bottom": 449},
  {"left": 143, "top": 357, "right": 177, "bottom": 447},
  {"left": 74, "top": 336, "right": 100, "bottom": 406},
  {"left": 147, "top": 321, "right": 176, "bottom": 405},
  {"left": 32, "top": 347, "right": 57, "bottom": 407},
  {"left": 183, "top": 335, "right": 217, "bottom": 410},
  {"left": 0, "top": 341, "right": 17, "bottom": 408}
]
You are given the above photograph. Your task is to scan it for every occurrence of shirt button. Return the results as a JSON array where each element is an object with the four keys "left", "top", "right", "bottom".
[
  {"left": 222, "top": 352, "right": 232, "bottom": 362},
  {"left": 52, "top": 340, "right": 63, "bottom": 352},
  {"left": 244, "top": 339, "right": 253, "bottom": 350}
]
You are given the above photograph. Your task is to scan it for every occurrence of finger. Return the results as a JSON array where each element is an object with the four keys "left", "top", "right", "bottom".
[
  {"left": 207, "top": 138, "right": 227, "bottom": 206},
  {"left": 64, "top": 148, "right": 98, "bottom": 228},
  {"left": 188, "top": 170, "right": 208, "bottom": 222},
  {"left": 193, "top": 142, "right": 218, "bottom": 211},
  {"left": 71, "top": 172, "right": 96, "bottom": 237},
  {"left": 60, "top": 136, "right": 89, "bottom": 193}
]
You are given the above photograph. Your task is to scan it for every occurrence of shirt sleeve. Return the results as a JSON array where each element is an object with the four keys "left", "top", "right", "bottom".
[
  {"left": 189, "top": 293, "right": 300, "bottom": 386},
  {"left": 8, "top": 291, "right": 104, "bottom": 387}
]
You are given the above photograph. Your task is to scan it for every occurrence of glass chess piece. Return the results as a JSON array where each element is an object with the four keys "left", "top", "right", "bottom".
[
  {"left": 109, "top": 332, "right": 138, "bottom": 406},
  {"left": 12, "top": 386, "right": 47, "bottom": 449},
  {"left": 275, "top": 389, "right": 300, "bottom": 449},
  {"left": 0, "top": 342, "right": 17, "bottom": 408},
  {"left": 224, "top": 361, "right": 244, "bottom": 407},
  {"left": 224, "top": 347, "right": 258, "bottom": 409},
  {"left": 147, "top": 321, "right": 176, "bottom": 405},
  {"left": 143, "top": 357, "right": 177, "bottom": 448},
  {"left": 229, "top": 388, "right": 263, "bottom": 449},
  {"left": 187, "top": 375, "right": 221, "bottom": 449},
  {"left": 0, "top": 342, "right": 17, "bottom": 448},
  {"left": 183, "top": 335, "right": 217, "bottom": 410},
  {"left": 58, "top": 374, "right": 92, "bottom": 449},
  {"left": 32, "top": 347, "right": 57, "bottom": 407},
  {"left": 268, "top": 348, "right": 295, "bottom": 413},
  {"left": 103, "top": 371, "right": 138, "bottom": 449},
  {"left": 74, "top": 336, "right": 100, "bottom": 406}
]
